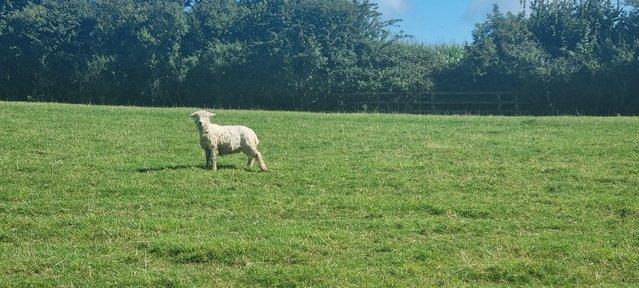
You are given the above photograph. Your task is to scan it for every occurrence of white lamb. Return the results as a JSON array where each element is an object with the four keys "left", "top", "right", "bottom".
[{"left": 190, "top": 110, "right": 267, "bottom": 172}]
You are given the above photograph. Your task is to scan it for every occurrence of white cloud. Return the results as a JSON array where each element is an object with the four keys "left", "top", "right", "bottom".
[
  {"left": 374, "top": 0, "right": 409, "bottom": 14},
  {"left": 463, "top": 0, "right": 523, "bottom": 22}
]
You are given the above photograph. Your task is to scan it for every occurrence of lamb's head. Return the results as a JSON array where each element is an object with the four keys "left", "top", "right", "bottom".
[{"left": 190, "top": 110, "right": 216, "bottom": 129}]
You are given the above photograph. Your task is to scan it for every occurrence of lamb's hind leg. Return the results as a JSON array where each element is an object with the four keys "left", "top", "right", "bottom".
[
  {"left": 243, "top": 147, "right": 267, "bottom": 171},
  {"left": 246, "top": 156, "right": 255, "bottom": 168},
  {"left": 253, "top": 150, "right": 267, "bottom": 172}
]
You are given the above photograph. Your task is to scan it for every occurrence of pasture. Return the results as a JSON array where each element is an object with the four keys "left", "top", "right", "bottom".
[{"left": 0, "top": 101, "right": 638, "bottom": 286}]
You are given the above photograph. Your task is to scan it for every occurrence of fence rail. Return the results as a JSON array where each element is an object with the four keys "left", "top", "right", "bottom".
[{"left": 341, "top": 91, "right": 525, "bottom": 114}]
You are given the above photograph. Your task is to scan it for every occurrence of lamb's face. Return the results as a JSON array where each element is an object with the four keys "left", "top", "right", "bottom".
[
  {"left": 190, "top": 110, "right": 216, "bottom": 130},
  {"left": 190, "top": 115, "right": 206, "bottom": 127}
]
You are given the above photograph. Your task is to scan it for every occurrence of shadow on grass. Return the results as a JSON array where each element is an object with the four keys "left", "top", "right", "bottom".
[{"left": 137, "top": 164, "right": 239, "bottom": 173}]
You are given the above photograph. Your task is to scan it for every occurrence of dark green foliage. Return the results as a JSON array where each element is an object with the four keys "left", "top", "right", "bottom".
[
  {"left": 0, "top": 0, "right": 95, "bottom": 101},
  {"left": 0, "top": 0, "right": 637, "bottom": 114},
  {"left": 454, "top": 0, "right": 639, "bottom": 114},
  {"left": 1, "top": 0, "right": 425, "bottom": 109}
]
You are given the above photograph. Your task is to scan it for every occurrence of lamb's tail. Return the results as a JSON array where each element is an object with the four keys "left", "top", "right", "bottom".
[{"left": 247, "top": 128, "right": 259, "bottom": 147}]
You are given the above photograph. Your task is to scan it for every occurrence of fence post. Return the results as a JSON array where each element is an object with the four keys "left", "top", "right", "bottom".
[
  {"left": 514, "top": 93, "right": 520, "bottom": 113},
  {"left": 497, "top": 93, "right": 502, "bottom": 113}
]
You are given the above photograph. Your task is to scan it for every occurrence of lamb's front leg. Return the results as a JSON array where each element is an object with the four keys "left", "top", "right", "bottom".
[
  {"left": 205, "top": 148, "right": 211, "bottom": 169},
  {"left": 209, "top": 146, "right": 218, "bottom": 171}
]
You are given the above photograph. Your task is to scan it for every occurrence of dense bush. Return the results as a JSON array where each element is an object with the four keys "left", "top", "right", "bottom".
[
  {"left": 451, "top": 0, "right": 639, "bottom": 114},
  {"left": 0, "top": 0, "right": 637, "bottom": 114},
  {"left": 1, "top": 0, "right": 431, "bottom": 109}
]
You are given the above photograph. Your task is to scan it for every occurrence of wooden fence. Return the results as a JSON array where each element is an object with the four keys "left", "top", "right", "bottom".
[{"left": 341, "top": 91, "right": 524, "bottom": 114}]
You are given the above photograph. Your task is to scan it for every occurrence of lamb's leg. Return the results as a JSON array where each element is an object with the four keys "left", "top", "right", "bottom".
[
  {"left": 246, "top": 156, "right": 255, "bottom": 168},
  {"left": 255, "top": 152, "right": 267, "bottom": 172},
  {"left": 251, "top": 150, "right": 267, "bottom": 172},
  {"left": 210, "top": 147, "right": 218, "bottom": 171},
  {"left": 243, "top": 147, "right": 266, "bottom": 171},
  {"left": 205, "top": 148, "right": 211, "bottom": 169}
]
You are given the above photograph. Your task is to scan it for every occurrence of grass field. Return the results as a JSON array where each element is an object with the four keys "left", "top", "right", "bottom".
[{"left": 1, "top": 101, "right": 638, "bottom": 287}]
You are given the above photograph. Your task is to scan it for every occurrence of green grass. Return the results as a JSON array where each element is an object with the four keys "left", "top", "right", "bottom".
[{"left": 1, "top": 101, "right": 638, "bottom": 287}]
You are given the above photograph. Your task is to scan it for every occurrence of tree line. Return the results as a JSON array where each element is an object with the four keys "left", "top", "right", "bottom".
[{"left": 1, "top": 0, "right": 637, "bottom": 115}]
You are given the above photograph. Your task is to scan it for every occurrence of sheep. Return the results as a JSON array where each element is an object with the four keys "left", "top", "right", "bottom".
[{"left": 190, "top": 110, "right": 267, "bottom": 172}]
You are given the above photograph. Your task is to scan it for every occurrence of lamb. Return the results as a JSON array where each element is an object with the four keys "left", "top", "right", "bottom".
[{"left": 190, "top": 110, "right": 267, "bottom": 172}]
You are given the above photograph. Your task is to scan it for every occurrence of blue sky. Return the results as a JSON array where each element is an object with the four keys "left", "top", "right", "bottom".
[{"left": 372, "top": 0, "right": 524, "bottom": 44}]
